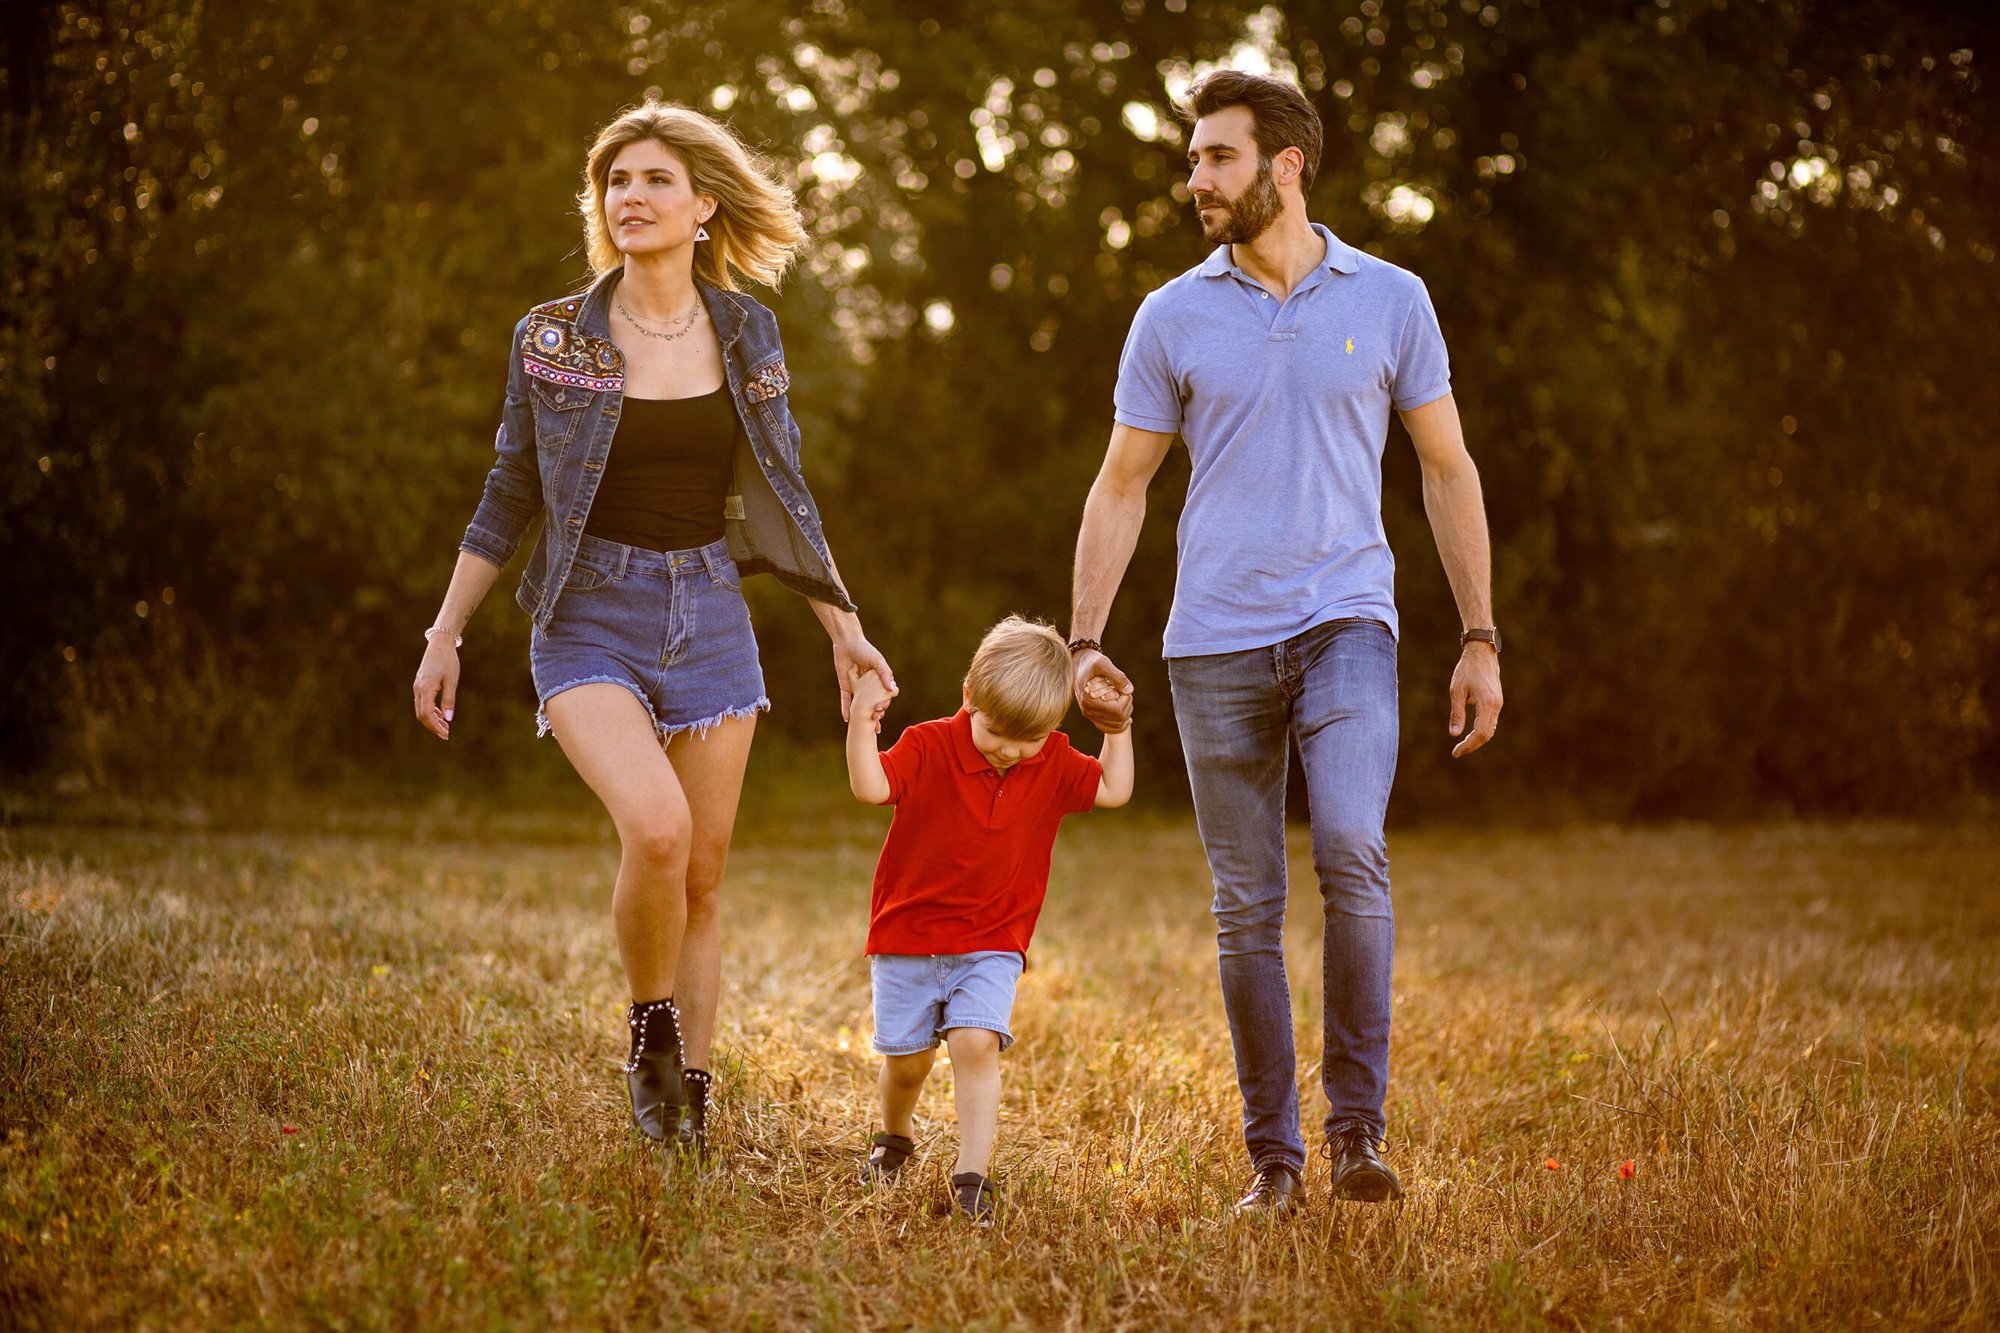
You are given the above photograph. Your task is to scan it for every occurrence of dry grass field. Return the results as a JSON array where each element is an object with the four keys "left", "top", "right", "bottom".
[{"left": 3, "top": 794, "right": 1996, "bottom": 1330}]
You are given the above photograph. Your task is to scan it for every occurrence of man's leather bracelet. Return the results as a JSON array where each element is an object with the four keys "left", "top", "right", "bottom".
[{"left": 1067, "top": 637, "right": 1103, "bottom": 656}]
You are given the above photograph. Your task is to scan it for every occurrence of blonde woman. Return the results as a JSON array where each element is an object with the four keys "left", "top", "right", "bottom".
[{"left": 412, "top": 102, "right": 896, "bottom": 1153}]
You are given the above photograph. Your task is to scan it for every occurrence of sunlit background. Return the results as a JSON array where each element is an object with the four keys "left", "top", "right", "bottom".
[{"left": 5, "top": 0, "right": 1994, "bottom": 819}]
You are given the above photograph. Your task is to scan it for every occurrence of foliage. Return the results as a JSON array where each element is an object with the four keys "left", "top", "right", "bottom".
[{"left": 2, "top": 0, "right": 1995, "bottom": 815}]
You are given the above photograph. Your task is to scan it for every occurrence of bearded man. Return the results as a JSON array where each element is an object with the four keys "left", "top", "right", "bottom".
[{"left": 1068, "top": 71, "right": 1504, "bottom": 1213}]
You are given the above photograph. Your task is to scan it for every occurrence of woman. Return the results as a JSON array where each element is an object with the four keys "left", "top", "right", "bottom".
[{"left": 412, "top": 102, "right": 895, "bottom": 1153}]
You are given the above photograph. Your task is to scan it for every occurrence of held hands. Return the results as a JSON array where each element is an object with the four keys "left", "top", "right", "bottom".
[
  {"left": 1072, "top": 649, "right": 1135, "bottom": 734},
  {"left": 846, "top": 663, "right": 892, "bottom": 725},
  {"left": 412, "top": 637, "right": 461, "bottom": 740},
  {"left": 1082, "top": 674, "right": 1134, "bottom": 734},
  {"left": 1448, "top": 642, "right": 1503, "bottom": 757},
  {"left": 835, "top": 635, "right": 897, "bottom": 731}
]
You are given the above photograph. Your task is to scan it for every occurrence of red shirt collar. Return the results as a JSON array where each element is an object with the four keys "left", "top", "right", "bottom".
[{"left": 950, "top": 706, "right": 1053, "bottom": 774}]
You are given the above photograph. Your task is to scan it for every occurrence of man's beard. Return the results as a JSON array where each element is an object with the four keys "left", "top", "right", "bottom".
[{"left": 1197, "top": 159, "right": 1283, "bottom": 245}]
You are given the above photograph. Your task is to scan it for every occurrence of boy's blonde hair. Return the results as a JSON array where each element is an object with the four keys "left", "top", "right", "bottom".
[
  {"left": 964, "top": 617, "right": 1074, "bottom": 739},
  {"left": 578, "top": 101, "right": 807, "bottom": 291}
]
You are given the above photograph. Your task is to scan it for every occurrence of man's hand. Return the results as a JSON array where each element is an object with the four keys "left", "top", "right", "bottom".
[
  {"left": 1072, "top": 649, "right": 1134, "bottom": 732},
  {"left": 833, "top": 635, "right": 897, "bottom": 729},
  {"left": 1081, "top": 673, "right": 1133, "bottom": 734},
  {"left": 1448, "top": 643, "right": 1502, "bottom": 757}
]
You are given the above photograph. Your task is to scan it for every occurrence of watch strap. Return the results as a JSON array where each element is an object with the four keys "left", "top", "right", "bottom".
[{"left": 1459, "top": 627, "right": 1501, "bottom": 653}]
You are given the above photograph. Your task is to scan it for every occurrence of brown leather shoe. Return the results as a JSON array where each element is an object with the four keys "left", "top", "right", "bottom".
[
  {"left": 1233, "top": 1162, "right": 1303, "bottom": 1216},
  {"left": 1328, "top": 1130, "right": 1404, "bottom": 1202}
]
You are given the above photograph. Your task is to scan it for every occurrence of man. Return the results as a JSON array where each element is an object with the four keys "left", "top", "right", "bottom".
[{"left": 1069, "top": 70, "right": 1503, "bottom": 1214}]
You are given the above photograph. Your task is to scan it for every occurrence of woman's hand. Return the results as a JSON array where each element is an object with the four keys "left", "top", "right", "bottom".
[
  {"left": 833, "top": 635, "right": 897, "bottom": 729},
  {"left": 412, "top": 637, "right": 461, "bottom": 740}
]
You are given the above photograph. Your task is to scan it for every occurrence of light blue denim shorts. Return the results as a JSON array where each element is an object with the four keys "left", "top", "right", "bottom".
[
  {"left": 870, "top": 951, "right": 1024, "bottom": 1055},
  {"left": 530, "top": 534, "right": 769, "bottom": 742}
]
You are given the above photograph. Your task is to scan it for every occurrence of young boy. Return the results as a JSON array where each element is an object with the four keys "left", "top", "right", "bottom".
[{"left": 845, "top": 616, "right": 1134, "bottom": 1222}]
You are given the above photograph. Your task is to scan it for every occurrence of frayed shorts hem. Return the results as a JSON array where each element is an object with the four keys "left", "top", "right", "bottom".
[{"left": 534, "top": 678, "right": 769, "bottom": 745}]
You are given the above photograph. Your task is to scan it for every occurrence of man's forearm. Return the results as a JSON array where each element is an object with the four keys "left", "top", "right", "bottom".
[
  {"left": 1071, "top": 476, "right": 1147, "bottom": 640},
  {"left": 1421, "top": 463, "right": 1493, "bottom": 629}
]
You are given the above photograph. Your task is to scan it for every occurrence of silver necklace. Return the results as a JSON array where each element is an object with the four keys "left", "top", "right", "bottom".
[{"left": 617, "top": 296, "right": 702, "bottom": 341}]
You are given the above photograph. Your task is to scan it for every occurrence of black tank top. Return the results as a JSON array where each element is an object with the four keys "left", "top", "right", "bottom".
[{"left": 584, "top": 386, "right": 739, "bottom": 552}]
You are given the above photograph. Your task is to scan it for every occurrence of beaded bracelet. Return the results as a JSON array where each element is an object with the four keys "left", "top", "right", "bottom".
[
  {"left": 424, "top": 625, "right": 464, "bottom": 649},
  {"left": 1067, "top": 636, "right": 1103, "bottom": 656}
]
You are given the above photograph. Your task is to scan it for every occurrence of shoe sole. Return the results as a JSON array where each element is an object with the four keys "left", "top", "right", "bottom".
[
  {"left": 1231, "top": 1202, "right": 1299, "bottom": 1219},
  {"left": 1333, "top": 1167, "right": 1403, "bottom": 1203}
]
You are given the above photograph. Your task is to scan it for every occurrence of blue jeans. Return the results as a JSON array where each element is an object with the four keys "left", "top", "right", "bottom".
[{"left": 1168, "top": 618, "right": 1399, "bottom": 1174}]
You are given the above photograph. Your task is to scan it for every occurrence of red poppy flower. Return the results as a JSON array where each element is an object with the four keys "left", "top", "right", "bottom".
[
  {"left": 281, "top": 1125, "right": 300, "bottom": 1134},
  {"left": 1619, "top": 1159, "right": 1636, "bottom": 1179},
  {"left": 1544, "top": 1158, "right": 1561, "bottom": 1170}
]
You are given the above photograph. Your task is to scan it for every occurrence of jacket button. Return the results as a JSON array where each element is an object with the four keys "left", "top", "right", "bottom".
[
  {"left": 762, "top": 456, "right": 774, "bottom": 466},
  {"left": 795, "top": 505, "right": 808, "bottom": 517},
  {"left": 568, "top": 517, "right": 582, "bottom": 528}
]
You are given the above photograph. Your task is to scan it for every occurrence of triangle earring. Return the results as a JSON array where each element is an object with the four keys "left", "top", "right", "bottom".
[{"left": 695, "top": 224, "right": 711, "bottom": 242}]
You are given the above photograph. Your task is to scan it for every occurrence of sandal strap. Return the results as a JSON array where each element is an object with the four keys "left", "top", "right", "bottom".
[{"left": 868, "top": 1132, "right": 914, "bottom": 1161}]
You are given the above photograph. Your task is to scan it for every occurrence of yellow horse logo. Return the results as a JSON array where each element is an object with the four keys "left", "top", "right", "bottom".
[{"left": 1345, "top": 337, "right": 1354, "bottom": 354}]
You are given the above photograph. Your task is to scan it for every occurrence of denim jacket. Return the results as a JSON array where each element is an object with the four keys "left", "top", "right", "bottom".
[{"left": 459, "top": 266, "right": 856, "bottom": 628}]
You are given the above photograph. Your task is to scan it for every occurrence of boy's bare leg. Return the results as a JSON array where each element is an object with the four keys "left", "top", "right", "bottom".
[
  {"left": 880, "top": 1049, "right": 936, "bottom": 1139},
  {"left": 944, "top": 1027, "right": 1002, "bottom": 1177}
]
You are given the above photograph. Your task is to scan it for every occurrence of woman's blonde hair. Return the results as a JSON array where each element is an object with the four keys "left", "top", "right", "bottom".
[
  {"left": 578, "top": 101, "right": 806, "bottom": 291},
  {"left": 964, "top": 617, "right": 1074, "bottom": 739}
]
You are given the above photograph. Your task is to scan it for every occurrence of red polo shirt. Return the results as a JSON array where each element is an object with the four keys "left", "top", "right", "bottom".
[{"left": 866, "top": 709, "right": 1103, "bottom": 956}]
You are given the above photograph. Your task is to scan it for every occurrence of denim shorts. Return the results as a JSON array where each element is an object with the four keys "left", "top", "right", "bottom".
[
  {"left": 530, "top": 534, "right": 768, "bottom": 743},
  {"left": 870, "top": 952, "right": 1024, "bottom": 1055}
]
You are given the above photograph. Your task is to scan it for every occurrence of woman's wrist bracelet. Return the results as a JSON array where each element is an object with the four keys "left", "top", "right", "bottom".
[{"left": 424, "top": 625, "right": 463, "bottom": 649}]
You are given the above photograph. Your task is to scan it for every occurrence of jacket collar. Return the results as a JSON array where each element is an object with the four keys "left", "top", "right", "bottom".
[{"left": 574, "top": 266, "right": 750, "bottom": 350}]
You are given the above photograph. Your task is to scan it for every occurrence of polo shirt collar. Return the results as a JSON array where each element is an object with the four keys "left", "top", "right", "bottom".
[
  {"left": 950, "top": 707, "right": 1052, "bottom": 774},
  {"left": 1199, "top": 222, "right": 1360, "bottom": 280}
]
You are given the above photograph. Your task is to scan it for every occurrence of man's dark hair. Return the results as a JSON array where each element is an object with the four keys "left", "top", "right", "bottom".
[{"left": 1182, "top": 70, "right": 1323, "bottom": 195}]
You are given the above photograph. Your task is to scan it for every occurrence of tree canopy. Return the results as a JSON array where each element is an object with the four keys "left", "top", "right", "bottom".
[{"left": 4, "top": 0, "right": 1995, "bottom": 816}]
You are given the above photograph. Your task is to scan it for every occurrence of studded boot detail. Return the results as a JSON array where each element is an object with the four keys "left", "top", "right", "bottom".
[
  {"left": 624, "top": 996, "right": 687, "bottom": 1142},
  {"left": 679, "top": 1067, "right": 712, "bottom": 1154}
]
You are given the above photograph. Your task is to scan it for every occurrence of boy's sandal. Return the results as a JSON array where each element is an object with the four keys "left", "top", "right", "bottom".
[
  {"left": 950, "top": 1171, "right": 998, "bottom": 1225},
  {"left": 860, "top": 1132, "right": 914, "bottom": 1185}
]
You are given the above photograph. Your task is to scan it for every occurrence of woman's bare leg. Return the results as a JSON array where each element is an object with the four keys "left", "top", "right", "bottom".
[
  {"left": 663, "top": 713, "right": 757, "bottom": 1070},
  {"left": 544, "top": 684, "right": 691, "bottom": 1001}
]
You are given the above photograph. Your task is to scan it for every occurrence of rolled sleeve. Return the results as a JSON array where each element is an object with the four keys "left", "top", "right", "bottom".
[
  {"left": 459, "top": 316, "right": 544, "bottom": 567},
  {"left": 1390, "top": 281, "right": 1452, "bottom": 412},
  {"left": 1112, "top": 297, "right": 1182, "bottom": 433}
]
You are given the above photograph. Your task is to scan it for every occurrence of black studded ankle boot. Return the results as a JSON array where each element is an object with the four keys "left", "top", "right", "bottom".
[
  {"left": 624, "top": 997, "right": 687, "bottom": 1143},
  {"left": 679, "top": 1068, "right": 711, "bottom": 1155}
]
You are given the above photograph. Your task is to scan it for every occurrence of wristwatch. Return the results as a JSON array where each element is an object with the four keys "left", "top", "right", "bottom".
[{"left": 1459, "top": 627, "right": 1502, "bottom": 654}]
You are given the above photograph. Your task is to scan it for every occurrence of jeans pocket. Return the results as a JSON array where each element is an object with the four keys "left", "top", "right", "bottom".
[{"left": 563, "top": 560, "right": 611, "bottom": 592}]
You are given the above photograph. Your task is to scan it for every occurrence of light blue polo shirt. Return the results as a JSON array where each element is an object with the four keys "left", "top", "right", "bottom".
[{"left": 1114, "top": 223, "right": 1451, "bottom": 656}]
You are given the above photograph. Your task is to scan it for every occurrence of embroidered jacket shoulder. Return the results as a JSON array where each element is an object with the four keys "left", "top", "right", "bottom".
[{"left": 519, "top": 295, "right": 625, "bottom": 394}]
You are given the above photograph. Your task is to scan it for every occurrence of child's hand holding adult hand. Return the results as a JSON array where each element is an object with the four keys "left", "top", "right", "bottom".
[
  {"left": 1082, "top": 675, "right": 1134, "bottom": 733},
  {"left": 847, "top": 664, "right": 892, "bottom": 730}
]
